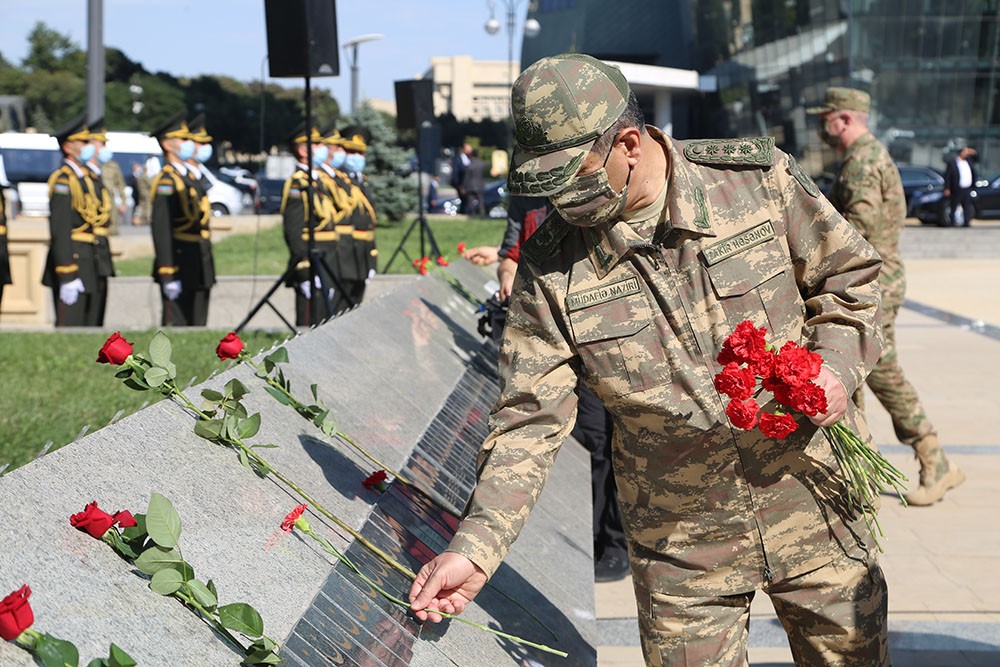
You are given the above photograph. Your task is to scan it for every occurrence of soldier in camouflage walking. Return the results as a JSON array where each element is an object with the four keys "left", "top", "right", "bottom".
[
  {"left": 411, "top": 54, "right": 891, "bottom": 666},
  {"left": 809, "top": 87, "right": 964, "bottom": 506}
]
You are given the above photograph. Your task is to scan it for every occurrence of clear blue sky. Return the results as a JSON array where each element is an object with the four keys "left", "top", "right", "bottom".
[{"left": 0, "top": 0, "right": 535, "bottom": 110}]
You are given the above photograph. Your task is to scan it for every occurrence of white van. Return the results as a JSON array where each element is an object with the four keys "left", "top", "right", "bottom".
[{"left": 0, "top": 130, "right": 244, "bottom": 218}]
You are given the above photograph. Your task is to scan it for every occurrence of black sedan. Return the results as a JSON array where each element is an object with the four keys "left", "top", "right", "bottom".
[
  {"left": 433, "top": 180, "right": 508, "bottom": 218},
  {"left": 897, "top": 164, "right": 948, "bottom": 225},
  {"left": 972, "top": 172, "right": 1000, "bottom": 219}
]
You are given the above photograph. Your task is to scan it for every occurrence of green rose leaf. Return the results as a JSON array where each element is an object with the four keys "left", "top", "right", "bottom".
[
  {"left": 207, "top": 578, "right": 218, "bottom": 599},
  {"left": 148, "top": 331, "right": 172, "bottom": 367},
  {"left": 265, "top": 347, "right": 288, "bottom": 364},
  {"left": 150, "top": 568, "right": 184, "bottom": 595},
  {"left": 134, "top": 545, "right": 183, "bottom": 575},
  {"left": 108, "top": 643, "right": 137, "bottom": 667},
  {"left": 310, "top": 383, "right": 319, "bottom": 400},
  {"left": 35, "top": 633, "right": 80, "bottom": 667},
  {"left": 86, "top": 659, "right": 108, "bottom": 667},
  {"left": 263, "top": 386, "right": 294, "bottom": 405},
  {"left": 218, "top": 602, "right": 265, "bottom": 638},
  {"left": 194, "top": 418, "right": 224, "bottom": 440},
  {"left": 201, "top": 389, "right": 224, "bottom": 402},
  {"left": 144, "top": 366, "right": 170, "bottom": 388},
  {"left": 164, "top": 360, "right": 177, "bottom": 380},
  {"left": 238, "top": 448, "right": 250, "bottom": 469},
  {"left": 114, "top": 368, "right": 132, "bottom": 379},
  {"left": 238, "top": 412, "right": 261, "bottom": 439},
  {"left": 123, "top": 377, "right": 150, "bottom": 392},
  {"left": 187, "top": 579, "right": 218, "bottom": 610},
  {"left": 106, "top": 530, "right": 139, "bottom": 560},
  {"left": 146, "top": 492, "right": 182, "bottom": 548},
  {"left": 225, "top": 378, "right": 249, "bottom": 400}
]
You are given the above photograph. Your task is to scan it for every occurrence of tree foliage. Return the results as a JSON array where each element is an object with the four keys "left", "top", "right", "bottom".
[{"left": 345, "top": 104, "right": 417, "bottom": 222}]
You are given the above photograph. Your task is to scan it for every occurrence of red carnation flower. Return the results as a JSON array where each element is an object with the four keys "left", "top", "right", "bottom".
[
  {"left": 363, "top": 469, "right": 389, "bottom": 492},
  {"left": 215, "top": 331, "right": 245, "bottom": 360},
  {"left": 759, "top": 412, "right": 799, "bottom": 439},
  {"left": 717, "top": 320, "right": 768, "bottom": 366},
  {"left": 713, "top": 363, "right": 757, "bottom": 401},
  {"left": 786, "top": 382, "right": 828, "bottom": 417},
  {"left": 457, "top": 241, "right": 467, "bottom": 253},
  {"left": 726, "top": 398, "right": 760, "bottom": 430},
  {"left": 771, "top": 341, "right": 823, "bottom": 388},
  {"left": 0, "top": 585, "right": 33, "bottom": 641},
  {"left": 97, "top": 332, "right": 134, "bottom": 365},
  {"left": 281, "top": 504, "right": 308, "bottom": 532},
  {"left": 436, "top": 256, "right": 449, "bottom": 267}
]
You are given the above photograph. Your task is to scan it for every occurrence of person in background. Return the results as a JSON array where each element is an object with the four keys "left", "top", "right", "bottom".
[
  {"left": 450, "top": 142, "right": 472, "bottom": 214},
  {"left": 43, "top": 114, "right": 101, "bottom": 327},
  {"left": 81, "top": 118, "right": 117, "bottom": 325},
  {"left": 280, "top": 123, "right": 340, "bottom": 326},
  {"left": 131, "top": 161, "right": 151, "bottom": 226},
  {"left": 150, "top": 110, "right": 215, "bottom": 326},
  {"left": 462, "top": 148, "right": 486, "bottom": 217},
  {"left": 412, "top": 54, "right": 890, "bottom": 665},
  {"left": 0, "top": 187, "right": 10, "bottom": 317},
  {"left": 426, "top": 173, "right": 439, "bottom": 213},
  {"left": 943, "top": 146, "right": 978, "bottom": 227},
  {"left": 810, "top": 87, "right": 964, "bottom": 506}
]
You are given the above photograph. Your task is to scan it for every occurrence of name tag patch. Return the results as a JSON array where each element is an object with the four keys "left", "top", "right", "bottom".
[
  {"left": 566, "top": 276, "right": 641, "bottom": 311},
  {"left": 702, "top": 221, "right": 775, "bottom": 265}
]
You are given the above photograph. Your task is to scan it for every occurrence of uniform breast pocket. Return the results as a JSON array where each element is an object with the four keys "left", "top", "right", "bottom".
[
  {"left": 569, "top": 297, "right": 667, "bottom": 396},
  {"left": 706, "top": 236, "right": 803, "bottom": 338}
]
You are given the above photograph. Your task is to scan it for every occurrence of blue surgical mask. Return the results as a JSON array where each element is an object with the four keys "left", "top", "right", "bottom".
[
  {"left": 177, "top": 140, "right": 195, "bottom": 161},
  {"left": 330, "top": 150, "right": 346, "bottom": 170},
  {"left": 79, "top": 144, "right": 96, "bottom": 162},
  {"left": 344, "top": 154, "right": 366, "bottom": 174},
  {"left": 196, "top": 144, "right": 213, "bottom": 163},
  {"left": 311, "top": 144, "right": 329, "bottom": 165},
  {"left": 97, "top": 147, "right": 113, "bottom": 164}
]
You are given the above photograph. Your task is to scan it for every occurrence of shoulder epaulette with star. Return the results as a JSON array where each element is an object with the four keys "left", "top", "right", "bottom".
[
  {"left": 683, "top": 137, "right": 774, "bottom": 167},
  {"left": 521, "top": 208, "right": 570, "bottom": 266}
]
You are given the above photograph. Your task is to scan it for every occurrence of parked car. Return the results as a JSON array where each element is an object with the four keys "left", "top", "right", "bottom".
[
  {"left": 254, "top": 175, "right": 286, "bottom": 214},
  {"left": 201, "top": 167, "right": 247, "bottom": 216},
  {"left": 897, "top": 164, "right": 948, "bottom": 225},
  {"left": 971, "top": 172, "right": 1000, "bottom": 219},
  {"left": 434, "top": 180, "right": 508, "bottom": 218},
  {"left": 217, "top": 166, "right": 258, "bottom": 210}
]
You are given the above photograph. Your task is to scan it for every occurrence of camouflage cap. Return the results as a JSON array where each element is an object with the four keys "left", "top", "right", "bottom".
[
  {"left": 806, "top": 87, "right": 870, "bottom": 114},
  {"left": 508, "top": 53, "right": 630, "bottom": 197}
]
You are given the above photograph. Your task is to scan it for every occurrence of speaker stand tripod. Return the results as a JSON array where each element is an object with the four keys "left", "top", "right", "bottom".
[
  {"left": 235, "top": 74, "right": 353, "bottom": 333},
  {"left": 383, "top": 122, "right": 444, "bottom": 272}
]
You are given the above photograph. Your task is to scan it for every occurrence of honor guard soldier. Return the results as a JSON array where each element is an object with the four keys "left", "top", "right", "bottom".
[
  {"left": 82, "top": 118, "right": 118, "bottom": 325},
  {"left": 280, "top": 123, "right": 341, "bottom": 326},
  {"left": 319, "top": 125, "right": 357, "bottom": 314},
  {"left": 88, "top": 118, "right": 128, "bottom": 235},
  {"left": 337, "top": 124, "right": 377, "bottom": 312},
  {"left": 0, "top": 185, "right": 10, "bottom": 316},
  {"left": 43, "top": 114, "right": 104, "bottom": 326},
  {"left": 150, "top": 111, "right": 216, "bottom": 326}
]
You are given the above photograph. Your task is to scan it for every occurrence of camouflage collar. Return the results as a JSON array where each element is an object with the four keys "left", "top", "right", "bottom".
[{"left": 582, "top": 128, "right": 718, "bottom": 279}]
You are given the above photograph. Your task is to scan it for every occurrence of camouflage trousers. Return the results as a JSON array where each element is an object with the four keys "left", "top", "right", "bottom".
[
  {"left": 635, "top": 554, "right": 889, "bottom": 666},
  {"left": 854, "top": 277, "right": 936, "bottom": 448}
]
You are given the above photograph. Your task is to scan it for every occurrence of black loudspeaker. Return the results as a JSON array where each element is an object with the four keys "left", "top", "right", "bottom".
[
  {"left": 417, "top": 123, "right": 442, "bottom": 172},
  {"left": 394, "top": 79, "right": 435, "bottom": 130},
  {"left": 264, "top": 0, "right": 339, "bottom": 78}
]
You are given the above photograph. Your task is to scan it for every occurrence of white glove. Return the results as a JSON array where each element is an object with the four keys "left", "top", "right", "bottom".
[
  {"left": 162, "top": 280, "right": 182, "bottom": 301},
  {"left": 366, "top": 268, "right": 376, "bottom": 285},
  {"left": 59, "top": 278, "right": 85, "bottom": 306},
  {"left": 299, "top": 276, "right": 322, "bottom": 299}
]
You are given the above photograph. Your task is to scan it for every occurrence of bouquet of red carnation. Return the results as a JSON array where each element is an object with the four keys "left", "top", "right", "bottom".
[{"left": 714, "top": 321, "right": 908, "bottom": 550}]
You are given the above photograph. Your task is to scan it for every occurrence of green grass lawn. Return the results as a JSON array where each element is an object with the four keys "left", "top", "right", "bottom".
[
  {"left": 0, "top": 329, "right": 290, "bottom": 473},
  {"left": 114, "top": 215, "right": 509, "bottom": 277}
]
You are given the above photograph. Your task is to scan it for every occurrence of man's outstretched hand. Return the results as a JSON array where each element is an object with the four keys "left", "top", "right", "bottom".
[{"left": 409, "top": 552, "right": 488, "bottom": 622}]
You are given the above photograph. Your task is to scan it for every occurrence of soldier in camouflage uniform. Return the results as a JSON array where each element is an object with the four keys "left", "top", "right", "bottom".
[
  {"left": 809, "top": 87, "right": 964, "bottom": 506},
  {"left": 410, "top": 54, "right": 891, "bottom": 666}
]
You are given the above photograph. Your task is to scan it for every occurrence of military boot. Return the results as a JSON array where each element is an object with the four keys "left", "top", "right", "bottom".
[{"left": 905, "top": 435, "right": 965, "bottom": 506}]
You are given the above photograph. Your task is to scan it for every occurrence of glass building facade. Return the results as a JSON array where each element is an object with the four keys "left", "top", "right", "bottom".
[{"left": 523, "top": 0, "right": 1000, "bottom": 176}]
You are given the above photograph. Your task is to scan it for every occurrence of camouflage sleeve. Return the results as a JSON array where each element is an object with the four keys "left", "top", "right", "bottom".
[
  {"left": 831, "top": 157, "right": 881, "bottom": 243},
  {"left": 446, "top": 264, "right": 580, "bottom": 578},
  {"left": 774, "top": 152, "right": 884, "bottom": 396}
]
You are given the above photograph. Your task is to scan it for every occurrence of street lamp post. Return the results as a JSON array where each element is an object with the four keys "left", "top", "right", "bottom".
[
  {"left": 343, "top": 34, "right": 384, "bottom": 114},
  {"left": 485, "top": 1, "right": 540, "bottom": 150}
]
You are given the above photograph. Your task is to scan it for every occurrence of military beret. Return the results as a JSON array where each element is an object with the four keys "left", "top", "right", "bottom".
[
  {"left": 152, "top": 110, "right": 189, "bottom": 141},
  {"left": 806, "top": 87, "right": 871, "bottom": 114},
  {"left": 54, "top": 113, "right": 90, "bottom": 145},
  {"left": 339, "top": 125, "right": 371, "bottom": 152}
]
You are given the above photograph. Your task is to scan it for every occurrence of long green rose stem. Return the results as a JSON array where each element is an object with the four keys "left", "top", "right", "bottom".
[
  {"left": 294, "top": 518, "right": 568, "bottom": 658},
  {"left": 174, "top": 589, "right": 250, "bottom": 657},
  {"left": 161, "top": 379, "right": 418, "bottom": 581}
]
